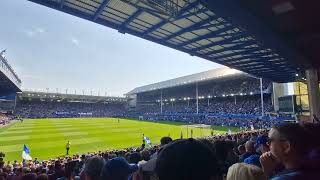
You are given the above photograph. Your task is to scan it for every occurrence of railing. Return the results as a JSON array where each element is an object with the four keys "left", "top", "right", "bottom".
[{"left": 0, "top": 55, "right": 22, "bottom": 88}]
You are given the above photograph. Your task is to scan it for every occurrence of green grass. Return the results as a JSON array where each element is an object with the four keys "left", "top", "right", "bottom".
[{"left": 0, "top": 118, "right": 239, "bottom": 161}]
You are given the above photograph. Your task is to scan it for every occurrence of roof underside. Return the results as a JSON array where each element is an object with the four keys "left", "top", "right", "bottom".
[
  {"left": 28, "top": 0, "right": 303, "bottom": 82},
  {"left": 0, "top": 56, "right": 21, "bottom": 95},
  {"left": 127, "top": 67, "right": 247, "bottom": 94}
]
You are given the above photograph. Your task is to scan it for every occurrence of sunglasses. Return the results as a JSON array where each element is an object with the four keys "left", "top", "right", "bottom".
[{"left": 267, "top": 137, "right": 287, "bottom": 145}]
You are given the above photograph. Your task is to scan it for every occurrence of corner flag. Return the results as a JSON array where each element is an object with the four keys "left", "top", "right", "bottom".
[{"left": 22, "top": 144, "right": 32, "bottom": 160}]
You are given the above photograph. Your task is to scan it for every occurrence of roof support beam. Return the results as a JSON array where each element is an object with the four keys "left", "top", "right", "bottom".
[
  {"left": 216, "top": 54, "right": 276, "bottom": 63},
  {"left": 144, "top": 0, "right": 204, "bottom": 35},
  {"left": 164, "top": 16, "right": 217, "bottom": 41},
  {"left": 176, "top": 0, "right": 201, "bottom": 17},
  {"left": 178, "top": 24, "right": 235, "bottom": 47},
  {"left": 119, "top": 9, "right": 143, "bottom": 33},
  {"left": 204, "top": 41, "right": 256, "bottom": 55},
  {"left": 60, "top": 0, "right": 65, "bottom": 9},
  {"left": 212, "top": 47, "right": 266, "bottom": 60},
  {"left": 177, "top": 8, "right": 208, "bottom": 20},
  {"left": 200, "top": 0, "right": 306, "bottom": 65},
  {"left": 191, "top": 32, "right": 249, "bottom": 52},
  {"left": 93, "top": 0, "right": 110, "bottom": 21}
]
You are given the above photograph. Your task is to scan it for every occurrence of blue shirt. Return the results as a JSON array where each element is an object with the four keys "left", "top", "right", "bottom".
[{"left": 271, "top": 169, "right": 308, "bottom": 180}]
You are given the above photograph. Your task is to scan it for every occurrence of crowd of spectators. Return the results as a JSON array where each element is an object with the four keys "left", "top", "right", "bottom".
[
  {"left": 15, "top": 101, "right": 126, "bottom": 119},
  {"left": 135, "top": 113, "right": 282, "bottom": 129},
  {"left": 0, "top": 113, "right": 15, "bottom": 126},
  {"left": 0, "top": 123, "right": 319, "bottom": 180},
  {"left": 137, "top": 96, "right": 273, "bottom": 116}
]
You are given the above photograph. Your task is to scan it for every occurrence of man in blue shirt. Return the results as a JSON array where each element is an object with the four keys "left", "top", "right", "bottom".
[{"left": 260, "top": 123, "right": 317, "bottom": 180}]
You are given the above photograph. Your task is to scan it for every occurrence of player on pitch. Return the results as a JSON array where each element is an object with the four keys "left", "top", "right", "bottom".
[{"left": 66, "top": 140, "right": 71, "bottom": 155}]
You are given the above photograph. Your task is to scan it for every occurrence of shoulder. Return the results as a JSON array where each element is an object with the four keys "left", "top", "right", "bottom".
[{"left": 271, "top": 170, "right": 304, "bottom": 180}]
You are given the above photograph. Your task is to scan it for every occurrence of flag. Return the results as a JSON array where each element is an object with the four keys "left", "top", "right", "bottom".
[
  {"left": 143, "top": 136, "right": 152, "bottom": 147},
  {"left": 22, "top": 144, "right": 32, "bottom": 160}
]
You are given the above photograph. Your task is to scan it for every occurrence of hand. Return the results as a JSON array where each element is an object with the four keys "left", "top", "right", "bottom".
[{"left": 260, "top": 151, "right": 278, "bottom": 178}]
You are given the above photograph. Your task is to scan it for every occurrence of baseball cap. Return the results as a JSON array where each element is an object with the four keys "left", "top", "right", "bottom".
[
  {"left": 244, "top": 155, "right": 261, "bottom": 167},
  {"left": 102, "top": 157, "right": 138, "bottom": 178},
  {"left": 254, "top": 135, "right": 269, "bottom": 149}
]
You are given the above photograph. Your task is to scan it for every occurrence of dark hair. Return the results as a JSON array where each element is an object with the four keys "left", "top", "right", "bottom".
[
  {"left": 128, "top": 152, "right": 141, "bottom": 164},
  {"left": 302, "top": 123, "right": 320, "bottom": 148},
  {"left": 21, "top": 173, "right": 37, "bottom": 180},
  {"left": 84, "top": 156, "right": 105, "bottom": 180},
  {"left": 36, "top": 174, "right": 48, "bottom": 180},
  {"left": 212, "top": 140, "right": 235, "bottom": 162},
  {"left": 156, "top": 138, "right": 219, "bottom": 180},
  {"left": 160, "top": 137, "right": 172, "bottom": 146}
]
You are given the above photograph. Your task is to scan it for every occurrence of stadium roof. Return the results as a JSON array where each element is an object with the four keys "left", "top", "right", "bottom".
[
  {"left": 27, "top": 0, "right": 309, "bottom": 83},
  {"left": 0, "top": 54, "right": 22, "bottom": 95},
  {"left": 19, "top": 91, "right": 126, "bottom": 103},
  {"left": 127, "top": 67, "right": 253, "bottom": 95}
]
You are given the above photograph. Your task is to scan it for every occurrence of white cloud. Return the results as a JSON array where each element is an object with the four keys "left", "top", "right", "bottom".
[
  {"left": 25, "top": 30, "right": 35, "bottom": 37},
  {"left": 23, "top": 27, "right": 45, "bottom": 38},
  {"left": 36, "top": 28, "right": 45, "bottom": 33},
  {"left": 71, "top": 37, "right": 80, "bottom": 46}
]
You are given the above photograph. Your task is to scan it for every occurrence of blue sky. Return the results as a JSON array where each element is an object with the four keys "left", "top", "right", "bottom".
[{"left": 0, "top": 0, "right": 221, "bottom": 96}]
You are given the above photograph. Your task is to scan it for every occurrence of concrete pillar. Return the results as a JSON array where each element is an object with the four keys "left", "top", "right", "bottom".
[
  {"left": 305, "top": 68, "right": 320, "bottom": 121},
  {"left": 196, "top": 83, "right": 199, "bottom": 114},
  {"left": 272, "top": 83, "right": 289, "bottom": 112},
  {"left": 160, "top": 90, "right": 163, "bottom": 114}
]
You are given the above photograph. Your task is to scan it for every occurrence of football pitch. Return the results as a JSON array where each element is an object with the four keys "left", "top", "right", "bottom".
[{"left": 0, "top": 118, "right": 239, "bottom": 161}]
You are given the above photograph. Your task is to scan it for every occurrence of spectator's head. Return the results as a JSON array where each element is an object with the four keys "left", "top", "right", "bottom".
[
  {"left": 238, "top": 145, "right": 246, "bottom": 155},
  {"left": 80, "top": 156, "right": 105, "bottom": 180},
  {"left": 155, "top": 138, "right": 220, "bottom": 180},
  {"left": 64, "top": 160, "right": 78, "bottom": 179},
  {"left": 101, "top": 157, "right": 138, "bottom": 180},
  {"left": 226, "top": 163, "right": 266, "bottom": 180},
  {"left": 245, "top": 141, "right": 255, "bottom": 153},
  {"left": 21, "top": 173, "right": 37, "bottom": 180},
  {"left": 268, "top": 123, "right": 309, "bottom": 167},
  {"left": 0, "top": 172, "right": 8, "bottom": 180},
  {"left": 36, "top": 174, "right": 48, "bottom": 180},
  {"left": 160, "top": 137, "right": 172, "bottom": 146},
  {"left": 140, "top": 150, "right": 150, "bottom": 161},
  {"left": 128, "top": 152, "right": 141, "bottom": 164},
  {"left": 255, "top": 135, "right": 269, "bottom": 154}
]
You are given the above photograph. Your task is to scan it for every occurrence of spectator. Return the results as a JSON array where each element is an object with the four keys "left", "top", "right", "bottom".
[
  {"left": 128, "top": 153, "right": 141, "bottom": 164},
  {"left": 36, "top": 174, "right": 49, "bottom": 180},
  {"left": 260, "top": 123, "right": 318, "bottom": 179},
  {"left": 160, "top": 137, "right": 172, "bottom": 146},
  {"left": 21, "top": 173, "right": 37, "bottom": 180},
  {"left": 80, "top": 156, "right": 105, "bottom": 180},
  {"left": 239, "top": 141, "right": 256, "bottom": 162},
  {"left": 255, "top": 135, "right": 270, "bottom": 154},
  {"left": 237, "top": 145, "right": 246, "bottom": 156},
  {"left": 155, "top": 138, "right": 220, "bottom": 180},
  {"left": 226, "top": 163, "right": 266, "bottom": 180},
  {"left": 101, "top": 157, "right": 138, "bottom": 180}
]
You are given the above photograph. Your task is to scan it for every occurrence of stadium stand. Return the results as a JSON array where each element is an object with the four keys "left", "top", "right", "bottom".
[
  {"left": 1, "top": 0, "right": 320, "bottom": 178},
  {"left": 15, "top": 91, "right": 127, "bottom": 119}
]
